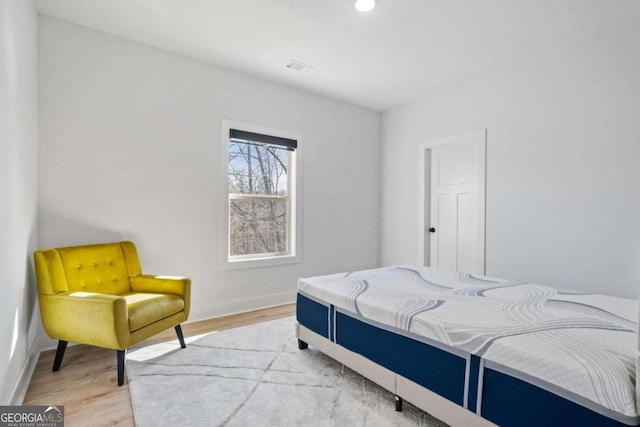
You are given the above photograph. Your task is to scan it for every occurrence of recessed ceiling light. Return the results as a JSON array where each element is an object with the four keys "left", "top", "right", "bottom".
[{"left": 355, "top": 0, "right": 376, "bottom": 12}]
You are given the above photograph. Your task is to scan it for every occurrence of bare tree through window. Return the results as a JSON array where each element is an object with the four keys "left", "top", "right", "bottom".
[{"left": 228, "top": 140, "right": 290, "bottom": 257}]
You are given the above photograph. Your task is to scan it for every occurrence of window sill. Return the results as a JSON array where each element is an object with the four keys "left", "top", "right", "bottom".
[{"left": 221, "top": 254, "right": 301, "bottom": 271}]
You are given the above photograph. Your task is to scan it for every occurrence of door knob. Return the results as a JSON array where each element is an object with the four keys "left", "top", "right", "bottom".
[{"left": 428, "top": 227, "right": 436, "bottom": 232}]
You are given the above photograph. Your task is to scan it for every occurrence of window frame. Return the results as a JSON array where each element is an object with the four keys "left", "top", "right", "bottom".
[{"left": 220, "top": 119, "right": 301, "bottom": 270}]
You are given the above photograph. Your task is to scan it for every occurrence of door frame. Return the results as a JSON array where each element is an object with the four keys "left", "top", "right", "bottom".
[{"left": 417, "top": 128, "right": 487, "bottom": 273}]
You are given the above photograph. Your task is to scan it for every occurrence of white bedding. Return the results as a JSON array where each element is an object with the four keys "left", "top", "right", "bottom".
[{"left": 298, "top": 265, "right": 638, "bottom": 418}]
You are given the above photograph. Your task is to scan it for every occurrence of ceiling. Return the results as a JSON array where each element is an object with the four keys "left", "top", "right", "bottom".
[{"left": 35, "top": 0, "right": 639, "bottom": 112}]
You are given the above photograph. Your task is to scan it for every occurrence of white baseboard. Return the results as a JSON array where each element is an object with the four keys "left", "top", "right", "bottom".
[
  {"left": 10, "top": 331, "right": 85, "bottom": 405},
  {"left": 188, "top": 290, "right": 296, "bottom": 324},
  {"left": 9, "top": 346, "right": 40, "bottom": 405},
  {"left": 33, "top": 332, "right": 58, "bottom": 353}
]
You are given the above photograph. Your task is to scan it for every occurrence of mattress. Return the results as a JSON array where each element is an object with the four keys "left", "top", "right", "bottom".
[{"left": 297, "top": 265, "right": 638, "bottom": 424}]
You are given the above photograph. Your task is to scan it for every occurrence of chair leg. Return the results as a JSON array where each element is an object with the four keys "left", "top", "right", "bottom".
[
  {"left": 395, "top": 395, "right": 403, "bottom": 412},
  {"left": 175, "top": 325, "right": 186, "bottom": 348},
  {"left": 52, "top": 340, "right": 68, "bottom": 372},
  {"left": 117, "top": 350, "right": 126, "bottom": 386}
]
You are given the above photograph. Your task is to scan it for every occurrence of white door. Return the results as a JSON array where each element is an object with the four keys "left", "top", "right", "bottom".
[{"left": 426, "top": 132, "right": 485, "bottom": 274}]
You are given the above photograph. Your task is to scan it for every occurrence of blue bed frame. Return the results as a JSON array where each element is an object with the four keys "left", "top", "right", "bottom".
[{"left": 296, "top": 292, "right": 638, "bottom": 427}]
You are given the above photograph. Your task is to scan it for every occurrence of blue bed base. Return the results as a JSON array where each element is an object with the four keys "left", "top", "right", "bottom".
[{"left": 296, "top": 292, "right": 637, "bottom": 427}]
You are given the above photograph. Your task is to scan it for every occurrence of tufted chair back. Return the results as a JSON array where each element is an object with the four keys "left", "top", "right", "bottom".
[{"left": 35, "top": 241, "right": 142, "bottom": 296}]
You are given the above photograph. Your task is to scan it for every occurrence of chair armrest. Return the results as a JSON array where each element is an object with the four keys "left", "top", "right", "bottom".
[
  {"left": 39, "top": 292, "right": 129, "bottom": 350},
  {"left": 130, "top": 275, "right": 190, "bottom": 298},
  {"left": 130, "top": 275, "right": 191, "bottom": 319}
]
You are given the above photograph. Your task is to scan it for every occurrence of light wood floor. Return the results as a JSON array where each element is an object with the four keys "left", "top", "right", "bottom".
[{"left": 23, "top": 304, "right": 296, "bottom": 426}]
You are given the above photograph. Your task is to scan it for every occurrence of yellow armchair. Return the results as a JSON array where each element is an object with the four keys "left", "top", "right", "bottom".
[{"left": 34, "top": 241, "right": 191, "bottom": 386}]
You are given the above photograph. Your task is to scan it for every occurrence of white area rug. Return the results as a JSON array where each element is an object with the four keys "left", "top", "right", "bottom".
[{"left": 127, "top": 316, "right": 447, "bottom": 426}]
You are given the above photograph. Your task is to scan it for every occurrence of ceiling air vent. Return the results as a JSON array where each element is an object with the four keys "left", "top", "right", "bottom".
[{"left": 285, "top": 59, "right": 314, "bottom": 73}]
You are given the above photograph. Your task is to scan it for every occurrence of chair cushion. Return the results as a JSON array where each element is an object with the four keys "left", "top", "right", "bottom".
[{"left": 123, "top": 293, "right": 185, "bottom": 332}]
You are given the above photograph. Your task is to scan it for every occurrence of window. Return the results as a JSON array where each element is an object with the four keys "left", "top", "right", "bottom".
[{"left": 221, "top": 120, "right": 300, "bottom": 269}]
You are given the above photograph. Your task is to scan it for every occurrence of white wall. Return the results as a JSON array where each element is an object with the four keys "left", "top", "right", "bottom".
[
  {"left": 0, "top": 0, "right": 39, "bottom": 404},
  {"left": 38, "top": 17, "right": 381, "bottom": 321},
  {"left": 381, "top": 18, "right": 640, "bottom": 298}
]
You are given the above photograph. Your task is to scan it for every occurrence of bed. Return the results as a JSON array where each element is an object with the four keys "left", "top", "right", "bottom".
[{"left": 295, "top": 265, "right": 639, "bottom": 427}]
